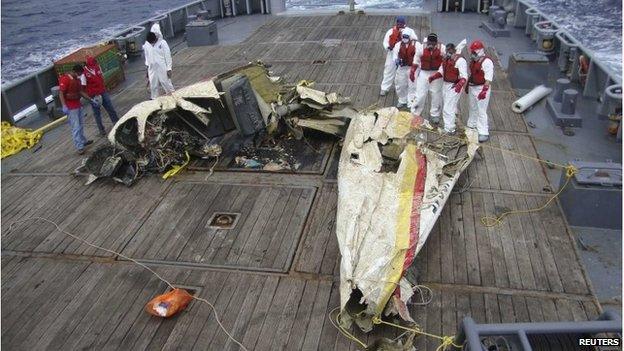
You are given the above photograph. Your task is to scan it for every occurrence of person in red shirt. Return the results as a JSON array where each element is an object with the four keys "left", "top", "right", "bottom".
[
  {"left": 58, "top": 65, "right": 93, "bottom": 154},
  {"left": 80, "top": 56, "right": 119, "bottom": 136}
]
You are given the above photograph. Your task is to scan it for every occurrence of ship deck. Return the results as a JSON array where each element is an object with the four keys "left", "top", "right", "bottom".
[{"left": 1, "top": 14, "right": 603, "bottom": 350}]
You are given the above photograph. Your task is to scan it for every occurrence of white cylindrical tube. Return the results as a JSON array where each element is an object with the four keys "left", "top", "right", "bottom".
[{"left": 512, "top": 85, "right": 552, "bottom": 113}]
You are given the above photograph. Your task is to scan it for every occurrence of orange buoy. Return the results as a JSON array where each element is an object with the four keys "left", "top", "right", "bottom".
[
  {"left": 145, "top": 288, "right": 194, "bottom": 318},
  {"left": 578, "top": 54, "right": 589, "bottom": 85}
]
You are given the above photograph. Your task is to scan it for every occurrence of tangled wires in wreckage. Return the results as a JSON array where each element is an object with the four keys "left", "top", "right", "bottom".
[{"left": 76, "top": 113, "right": 221, "bottom": 186}]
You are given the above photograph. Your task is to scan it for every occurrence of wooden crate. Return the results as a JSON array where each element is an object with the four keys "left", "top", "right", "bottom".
[{"left": 54, "top": 43, "right": 125, "bottom": 91}]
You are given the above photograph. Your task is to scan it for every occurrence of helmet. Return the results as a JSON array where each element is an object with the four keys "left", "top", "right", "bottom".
[
  {"left": 469, "top": 40, "right": 485, "bottom": 51},
  {"left": 396, "top": 16, "right": 406, "bottom": 25}
]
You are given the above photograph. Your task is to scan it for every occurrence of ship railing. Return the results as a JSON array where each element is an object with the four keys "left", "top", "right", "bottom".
[
  {"left": 511, "top": 0, "right": 622, "bottom": 101},
  {"left": 451, "top": 310, "right": 622, "bottom": 351},
  {"left": 1, "top": 0, "right": 272, "bottom": 124}
]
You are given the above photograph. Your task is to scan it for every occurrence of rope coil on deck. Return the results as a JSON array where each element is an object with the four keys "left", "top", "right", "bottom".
[
  {"left": 329, "top": 307, "right": 463, "bottom": 350},
  {"left": 412, "top": 124, "right": 579, "bottom": 227},
  {"left": 480, "top": 164, "right": 578, "bottom": 227}
]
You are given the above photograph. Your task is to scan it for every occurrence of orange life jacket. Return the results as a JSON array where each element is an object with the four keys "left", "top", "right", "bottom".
[
  {"left": 469, "top": 56, "right": 491, "bottom": 85},
  {"left": 388, "top": 26, "right": 402, "bottom": 49},
  {"left": 421, "top": 43, "right": 443, "bottom": 70},
  {"left": 442, "top": 54, "right": 462, "bottom": 83},
  {"left": 63, "top": 74, "right": 81, "bottom": 100},
  {"left": 398, "top": 41, "right": 416, "bottom": 66}
]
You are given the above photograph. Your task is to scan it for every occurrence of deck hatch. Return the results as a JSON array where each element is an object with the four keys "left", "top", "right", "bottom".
[
  {"left": 164, "top": 285, "right": 202, "bottom": 297},
  {"left": 120, "top": 182, "right": 316, "bottom": 273},
  {"left": 207, "top": 212, "right": 240, "bottom": 230}
]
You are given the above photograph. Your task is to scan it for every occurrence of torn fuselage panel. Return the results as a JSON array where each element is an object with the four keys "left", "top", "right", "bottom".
[{"left": 336, "top": 107, "right": 479, "bottom": 329}]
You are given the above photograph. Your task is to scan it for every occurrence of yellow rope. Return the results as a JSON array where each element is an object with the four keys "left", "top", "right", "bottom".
[
  {"left": 1, "top": 122, "right": 43, "bottom": 159},
  {"left": 328, "top": 307, "right": 368, "bottom": 349},
  {"left": 328, "top": 307, "right": 464, "bottom": 350},
  {"left": 371, "top": 316, "right": 463, "bottom": 350},
  {"left": 412, "top": 124, "right": 578, "bottom": 227},
  {"left": 480, "top": 164, "right": 578, "bottom": 227}
]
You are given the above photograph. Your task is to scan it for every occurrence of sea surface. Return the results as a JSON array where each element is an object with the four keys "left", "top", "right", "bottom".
[
  {"left": 285, "top": 0, "right": 423, "bottom": 10},
  {"left": 286, "top": 0, "right": 622, "bottom": 77},
  {"left": 1, "top": 0, "right": 621, "bottom": 87},
  {"left": 522, "top": 0, "right": 622, "bottom": 77},
  {"left": 1, "top": 0, "right": 194, "bottom": 86}
]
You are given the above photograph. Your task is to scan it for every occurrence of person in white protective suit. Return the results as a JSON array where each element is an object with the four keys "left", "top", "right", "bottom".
[
  {"left": 144, "top": 30, "right": 175, "bottom": 99},
  {"left": 142, "top": 23, "right": 163, "bottom": 71},
  {"left": 409, "top": 33, "right": 445, "bottom": 123},
  {"left": 149, "top": 22, "right": 163, "bottom": 40},
  {"left": 427, "top": 42, "right": 468, "bottom": 134},
  {"left": 466, "top": 40, "right": 494, "bottom": 142},
  {"left": 391, "top": 32, "right": 418, "bottom": 109},
  {"left": 379, "top": 16, "right": 416, "bottom": 96}
]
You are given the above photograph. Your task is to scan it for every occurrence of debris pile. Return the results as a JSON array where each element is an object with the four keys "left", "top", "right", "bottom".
[
  {"left": 336, "top": 107, "right": 480, "bottom": 332},
  {"left": 77, "top": 62, "right": 353, "bottom": 185},
  {"left": 234, "top": 143, "right": 301, "bottom": 171}
]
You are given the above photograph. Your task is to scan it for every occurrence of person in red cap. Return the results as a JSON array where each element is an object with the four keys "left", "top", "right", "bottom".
[
  {"left": 80, "top": 56, "right": 119, "bottom": 136},
  {"left": 58, "top": 64, "right": 93, "bottom": 154},
  {"left": 466, "top": 40, "right": 494, "bottom": 142}
]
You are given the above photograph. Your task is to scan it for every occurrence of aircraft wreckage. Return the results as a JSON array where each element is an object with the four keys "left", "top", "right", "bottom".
[
  {"left": 336, "top": 109, "right": 479, "bottom": 341},
  {"left": 77, "top": 62, "right": 479, "bottom": 346},
  {"left": 76, "top": 63, "right": 357, "bottom": 185}
]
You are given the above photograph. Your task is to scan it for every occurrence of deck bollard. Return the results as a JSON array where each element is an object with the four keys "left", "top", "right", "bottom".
[
  {"left": 482, "top": 8, "right": 511, "bottom": 37},
  {"left": 547, "top": 86, "right": 583, "bottom": 128},
  {"left": 553, "top": 78, "right": 571, "bottom": 103},
  {"left": 561, "top": 89, "right": 578, "bottom": 115},
  {"left": 525, "top": 8, "right": 540, "bottom": 37},
  {"left": 488, "top": 5, "right": 502, "bottom": 22}
]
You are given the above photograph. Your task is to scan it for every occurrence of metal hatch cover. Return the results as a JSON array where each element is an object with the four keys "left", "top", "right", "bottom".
[{"left": 119, "top": 182, "right": 316, "bottom": 273}]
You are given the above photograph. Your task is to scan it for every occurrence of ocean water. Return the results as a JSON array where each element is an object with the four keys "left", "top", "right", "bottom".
[
  {"left": 2, "top": 0, "right": 621, "bottom": 87},
  {"left": 285, "top": 0, "right": 423, "bottom": 10},
  {"left": 1, "top": 0, "right": 194, "bottom": 86},
  {"left": 522, "top": 0, "right": 622, "bottom": 77},
  {"left": 285, "top": 0, "right": 622, "bottom": 77}
]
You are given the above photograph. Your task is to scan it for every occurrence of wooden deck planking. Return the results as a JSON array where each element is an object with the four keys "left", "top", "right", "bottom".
[
  {"left": 415, "top": 191, "right": 591, "bottom": 295},
  {"left": 294, "top": 185, "right": 589, "bottom": 297},
  {"left": 1, "top": 176, "right": 169, "bottom": 257},
  {"left": 1, "top": 250, "right": 600, "bottom": 351},
  {"left": 408, "top": 288, "right": 599, "bottom": 350},
  {"left": 2, "top": 122, "right": 112, "bottom": 174},
  {"left": 463, "top": 133, "right": 550, "bottom": 193},
  {"left": 295, "top": 183, "right": 339, "bottom": 275},
  {"left": 120, "top": 182, "right": 315, "bottom": 272},
  {"left": 1, "top": 14, "right": 605, "bottom": 351}
]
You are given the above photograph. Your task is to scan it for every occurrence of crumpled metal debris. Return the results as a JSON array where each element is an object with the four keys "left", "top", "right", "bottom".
[
  {"left": 336, "top": 107, "right": 480, "bottom": 332},
  {"left": 77, "top": 62, "right": 353, "bottom": 185}
]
